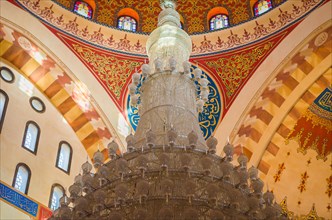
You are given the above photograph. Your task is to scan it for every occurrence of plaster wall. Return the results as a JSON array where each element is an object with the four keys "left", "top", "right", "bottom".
[
  {"left": 0, "top": 201, "right": 30, "bottom": 220},
  {"left": 0, "top": 1, "right": 126, "bottom": 148},
  {"left": 0, "top": 62, "right": 88, "bottom": 216}
]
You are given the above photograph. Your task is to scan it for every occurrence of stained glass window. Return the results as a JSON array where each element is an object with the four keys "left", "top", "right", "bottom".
[
  {"left": 117, "top": 16, "right": 137, "bottom": 32},
  {"left": 49, "top": 184, "right": 65, "bottom": 210},
  {"left": 254, "top": 0, "right": 273, "bottom": 16},
  {"left": 0, "top": 90, "right": 8, "bottom": 133},
  {"left": 56, "top": 142, "right": 72, "bottom": 173},
  {"left": 13, "top": 164, "right": 31, "bottom": 194},
  {"left": 73, "top": 1, "right": 93, "bottom": 19},
  {"left": 22, "top": 121, "right": 40, "bottom": 154},
  {"left": 210, "top": 14, "right": 229, "bottom": 31}
]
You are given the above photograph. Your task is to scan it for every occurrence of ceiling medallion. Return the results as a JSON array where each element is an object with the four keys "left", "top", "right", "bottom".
[
  {"left": 314, "top": 31, "right": 328, "bottom": 47},
  {"left": 18, "top": 36, "right": 32, "bottom": 51}
]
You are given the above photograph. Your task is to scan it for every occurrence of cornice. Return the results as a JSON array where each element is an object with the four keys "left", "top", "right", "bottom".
[{"left": 13, "top": 0, "right": 325, "bottom": 56}]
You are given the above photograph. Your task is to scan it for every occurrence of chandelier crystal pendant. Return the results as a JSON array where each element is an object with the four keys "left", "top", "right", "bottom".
[{"left": 50, "top": 0, "right": 286, "bottom": 219}]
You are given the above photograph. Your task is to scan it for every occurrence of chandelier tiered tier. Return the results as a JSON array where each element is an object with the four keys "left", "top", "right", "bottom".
[{"left": 51, "top": 1, "right": 286, "bottom": 219}]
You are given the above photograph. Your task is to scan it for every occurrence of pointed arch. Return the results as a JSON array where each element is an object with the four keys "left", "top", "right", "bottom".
[{"left": 12, "top": 163, "right": 31, "bottom": 194}]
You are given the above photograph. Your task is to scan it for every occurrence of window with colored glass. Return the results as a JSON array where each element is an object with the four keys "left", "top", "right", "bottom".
[
  {"left": 73, "top": 1, "right": 93, "bottom": 19},
  {"left": 117, "top": 16, "right": 137, "bottom": 32},
  {"left": 254, "top": 0, "right": 273, "bottom": 16},
  {"left": 210, "top": 14, "right": 229, "bottom": 31}
]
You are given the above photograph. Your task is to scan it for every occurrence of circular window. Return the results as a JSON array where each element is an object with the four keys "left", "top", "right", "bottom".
[
  {"left": 0, "top": 67, "right": 15, "bottom": 83},
  {"left": 30, "top": 97, "right": 46, "bottom": 113}
]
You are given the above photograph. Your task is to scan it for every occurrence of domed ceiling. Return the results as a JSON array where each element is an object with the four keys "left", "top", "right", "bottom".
[
  {"left": 1, "top": 0, "right": 331, "bottom": 218},
  {"left": 54, "top": 0, "right": 286, "bottom": 34}
]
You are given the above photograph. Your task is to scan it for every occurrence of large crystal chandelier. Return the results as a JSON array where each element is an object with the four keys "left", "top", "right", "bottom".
[{"left": 51, "top": 1, "right": 286, "bottom": 219}]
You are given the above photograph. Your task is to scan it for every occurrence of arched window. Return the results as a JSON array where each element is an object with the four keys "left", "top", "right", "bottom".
[
  {"left": 117, "top": 8, "right": 139, "bottom": 32},
  {"left": 73, "top": 1, "right": 93, "bottom": 19},
  {"left": 117, "top": 16, "right": 137, "bottom": 32},
  {"left": 49, "top": 184, "right": 65, "bottom": 210},
  {"left": 56, "top": 141, "right": 73, "bottom": 174},
  {"left": 210, "top": 14, "right": 229, "bottom": 31},
  {"left": 254, "top": 0, "right": 273, "bottom": 16},
  {"left": 0, "top": 90, "right": 9, "bottom": 133},
  {"left": 12, "top": 163, "right": 31, "bottom": 194},
  {"left": 22, "top": 121, "right": 40, "bottom": 154}
]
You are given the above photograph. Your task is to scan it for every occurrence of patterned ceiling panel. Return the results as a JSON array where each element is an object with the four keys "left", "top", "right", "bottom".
[
  {"left": 47, "top": 23, "right": 292, "bottom": 119},
  {"left": 55, "top": 32, "right": 145, "bottom": 111},
  {"left": 262, "top": 69, "right": 331, "bottom": 219},
  {"left": 231, "top": 25, "right": 332, "bottom": 218},
  {"left": 287, "top": 86, "right": 332, "bottom": 161},
  {"left": 11, "top": 0, "right": 324, "bottom": 56},
  {"left": 190, "top": 29, "right": 290, "bottom": 112},
  {"left": 53, "top": 0, "right": 287, "bottom": 34},
  {"left": 2, "top": 1, "right": 331, "bottom": 218}
]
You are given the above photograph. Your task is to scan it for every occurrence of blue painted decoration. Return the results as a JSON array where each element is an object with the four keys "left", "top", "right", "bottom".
[
  {"left": 127, "top": 66, "right": 222, "bottom": 139},
  {"left": 0, "top": 182, "right": 38, "bottom": 217}
]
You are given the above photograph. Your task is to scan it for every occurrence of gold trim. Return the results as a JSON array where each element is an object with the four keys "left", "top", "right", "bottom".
[{"left": 0, "top": 180, "right": 44, "bottom": 220}]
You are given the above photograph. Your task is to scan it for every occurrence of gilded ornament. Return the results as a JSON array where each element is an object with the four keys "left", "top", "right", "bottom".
[
  {"left": 206, "top": 42, "right": 273, "bottom": 97},
  {"left": 57, "top": 0, "right": 71, "bottom": 8},
  {"left": 298, "top": 171, "right": 309, "bottom": 193},
  {"left": 286, "top": 87, "right": 332, "bottom": 161},
  {"left": 72, "top": 44, "right": 141, "bottom": 99},
  {"left": 326, "top": 175, "right": 332, "bottom": 198},
  {"left": 20, "top": 0, "right": 324, "bottom": 54},
  {"left": 279, "top": 197, "right": 294, "bottom": 219},
  {"left": 273, "top": 162, "right": 286, "bottom": 183},
  {"left": 232, "top": 7, "right": 250, "bottom": 25},
  {"left": 301, "top": 204, "right": 320, "bottom": 220}
]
